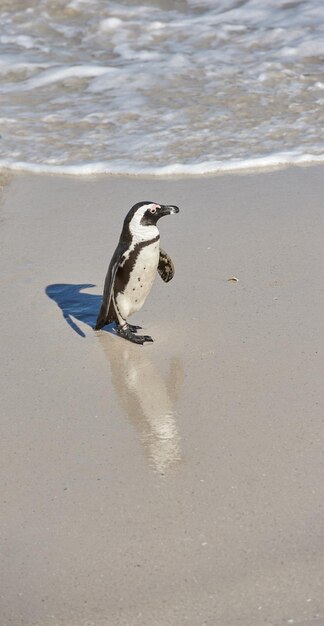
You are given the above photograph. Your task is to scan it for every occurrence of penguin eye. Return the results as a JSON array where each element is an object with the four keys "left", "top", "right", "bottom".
[{"left": 149, "top": 206, "right": 157, "bottom": 214}]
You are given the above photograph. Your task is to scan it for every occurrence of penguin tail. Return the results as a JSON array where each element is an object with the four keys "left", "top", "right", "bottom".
[
  {"left": 94, "top": 301, "right": 107, "bottom": 330},
  {"left": 95, "top": 312, "right": 106, "bottom": 331},
  {"left": 95, "top": 301, "right": 117, "bottom": 331}
]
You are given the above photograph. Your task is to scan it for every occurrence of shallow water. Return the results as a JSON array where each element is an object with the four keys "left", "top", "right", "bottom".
[{"left": 0, "top": 0, "right": 323, "bottom": 175}]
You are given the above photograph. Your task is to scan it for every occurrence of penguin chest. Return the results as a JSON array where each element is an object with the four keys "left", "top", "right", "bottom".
[{"left": 116, "top": 242, "right": 160, "bottom": 319}]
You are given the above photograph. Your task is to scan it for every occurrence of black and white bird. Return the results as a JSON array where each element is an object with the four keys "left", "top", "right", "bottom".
[{"left": 95, "top": 201, "right": 179, "bottom": 344}]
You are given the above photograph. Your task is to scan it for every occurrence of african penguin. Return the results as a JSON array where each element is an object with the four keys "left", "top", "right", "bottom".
[{"left": 95, "top": 201, "right": 179, "bottom": 344}]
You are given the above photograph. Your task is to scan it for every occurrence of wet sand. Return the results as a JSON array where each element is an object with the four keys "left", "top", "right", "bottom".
[{"left": 1, "top": 167, "right": 324, "bottom": 626}]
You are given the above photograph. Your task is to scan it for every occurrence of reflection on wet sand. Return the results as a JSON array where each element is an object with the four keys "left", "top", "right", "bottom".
[{"left": 99, "top": 335, "right": 184, "bottom": 474}]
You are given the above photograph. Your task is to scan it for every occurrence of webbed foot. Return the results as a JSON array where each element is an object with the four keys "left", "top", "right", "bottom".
[
  {"left": 127, "top": 324, "right": 142, "bottom": 333},
  {"left": 117, "top": 325, "right": 153, "bottom": 345}
]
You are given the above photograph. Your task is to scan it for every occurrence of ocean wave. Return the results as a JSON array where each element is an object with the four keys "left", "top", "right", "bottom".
[
  {"left": 1, "top": 150, "right": 324, "bottom": 177},
  {"left": 0, "top": 0, "right": 323, "bottom": 173}
]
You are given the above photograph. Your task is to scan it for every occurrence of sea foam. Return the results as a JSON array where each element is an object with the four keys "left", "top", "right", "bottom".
[
  {"left": 1, "top": 151, "right": 324, "bottom": 177},
  {"left": 0, "top": 0, "right": 323, "bottom": 176}
]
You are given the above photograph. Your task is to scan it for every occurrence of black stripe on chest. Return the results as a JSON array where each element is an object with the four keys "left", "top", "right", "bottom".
[{"left": 114, "top": 234, "right": 160, "bottom": 294}]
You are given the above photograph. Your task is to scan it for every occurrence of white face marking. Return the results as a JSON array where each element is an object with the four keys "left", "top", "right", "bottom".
[{"left": 129, "top": 203, "right": 160, "bottom": 242}]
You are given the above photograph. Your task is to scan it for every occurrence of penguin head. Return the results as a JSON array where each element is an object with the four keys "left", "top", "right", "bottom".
[
  {"left": 124, "top": 201, "right": 179, "bottom": 242},
  {"left": 127, "top": 201, "right": 179, "bottom": 227}
]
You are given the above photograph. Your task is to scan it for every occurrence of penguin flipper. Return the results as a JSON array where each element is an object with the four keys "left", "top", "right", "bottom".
[
  {"left": 95, "top": 243, "right": 126, "bottom": 330},
  {"left": 158, "top": 248, "right": 175, "bottom": 283}
]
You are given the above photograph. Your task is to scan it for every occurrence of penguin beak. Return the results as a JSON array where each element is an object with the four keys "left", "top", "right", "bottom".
[{"left": 158, "top": 204, "right": 180, "bottom": 217}]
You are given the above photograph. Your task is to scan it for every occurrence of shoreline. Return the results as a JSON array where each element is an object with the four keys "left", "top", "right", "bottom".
[
  {"left": 1, "top": 165, "right": 324, "bottom": 626},
  {"left": 1, "top": 150, "right": 324, "bottom": 179}
]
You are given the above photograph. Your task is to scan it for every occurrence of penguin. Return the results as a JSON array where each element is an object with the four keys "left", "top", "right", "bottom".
[{"left": 95, "top": 201, "right": 179, "bottom": 345}]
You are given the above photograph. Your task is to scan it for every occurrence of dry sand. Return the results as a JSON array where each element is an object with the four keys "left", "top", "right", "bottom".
[{"left": 1, "top": 166, "right": 324, "bottom": 626}]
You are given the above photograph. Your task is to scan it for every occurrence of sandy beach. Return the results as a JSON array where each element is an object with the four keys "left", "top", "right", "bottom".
[{"left": 1, "top": 165, "right": 324, "bottom": 626}]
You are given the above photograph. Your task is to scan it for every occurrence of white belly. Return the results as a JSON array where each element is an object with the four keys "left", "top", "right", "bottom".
[{"left": 115, "top": 242, "right": 160, "bottom": 320}]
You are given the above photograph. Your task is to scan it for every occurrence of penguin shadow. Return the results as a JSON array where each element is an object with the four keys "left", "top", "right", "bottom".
[
  {"left": 98, "top": 333, "right": 185, "bottom": 474},
  {"left": 45, "top": 283, "right": 185, "bottom": 473},
  {"left": 45, "top": 283, "right": 112, "bottom": 338}
]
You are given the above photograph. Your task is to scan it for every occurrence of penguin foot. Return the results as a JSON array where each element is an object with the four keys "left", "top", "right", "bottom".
[
  {"left": 127, "top": 324, "right": 142, "bottom": 333},
  {"left": 117, "top": 325, "right": 153, "bottom": 345}
]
